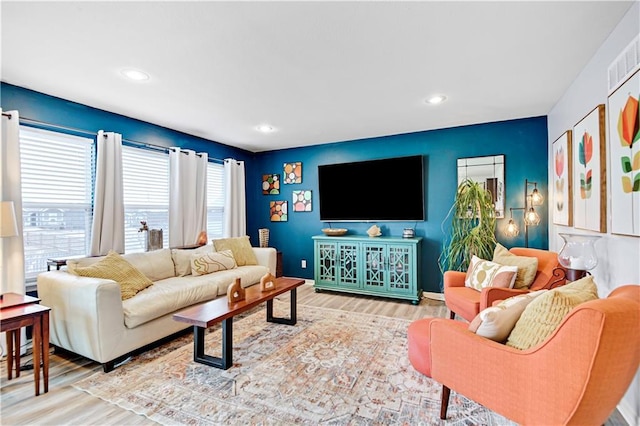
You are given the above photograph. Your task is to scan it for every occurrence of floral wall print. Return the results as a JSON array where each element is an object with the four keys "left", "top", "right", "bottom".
[
  {"left": 552, "top": 131, "right": 572, "bottom": 226},
  {"left": 608, "top": 69, "right": 640, "bottom": 236},
  {"left": 270, "top": 201, "right": 288, "bottom": 222},
  {"left": 292, "top": 190, "right": 312, "bottom": 212},
  {"left": 283, "top": 162, "right": 302, "bottom": 184},
  {"left": 572, "top": 105, "right": 607, "bottom": 233},
  {"left": 262, "top": 174, "right": 280, "bottom": 195}
]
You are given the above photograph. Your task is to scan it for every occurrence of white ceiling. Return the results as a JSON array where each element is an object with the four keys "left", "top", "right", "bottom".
[{"left": 1, "top": 1, "right": 634, "bottom": 153}]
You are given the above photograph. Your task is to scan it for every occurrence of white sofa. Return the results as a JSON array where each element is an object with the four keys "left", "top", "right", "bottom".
[{"left": 37, "top": 245, "right": 276, "bottom": 371}]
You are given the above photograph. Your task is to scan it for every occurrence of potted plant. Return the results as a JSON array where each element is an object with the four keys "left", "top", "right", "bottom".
[{"left": 438, "top": 178, "right": 497, "bottom": 276}]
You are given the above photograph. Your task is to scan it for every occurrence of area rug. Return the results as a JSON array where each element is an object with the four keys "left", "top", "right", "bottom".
[{"left": 73, "top": 302, "right": 514, "bottom": 425}]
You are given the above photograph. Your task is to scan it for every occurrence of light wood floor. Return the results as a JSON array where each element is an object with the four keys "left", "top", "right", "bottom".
[{"left": 0, "top": 282, "right": 628, "bottom": 425}]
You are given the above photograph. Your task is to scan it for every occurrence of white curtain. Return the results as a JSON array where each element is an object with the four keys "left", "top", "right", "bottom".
[
  {"left": 0, "top": 109, "right": 25, "bottom": 295},
  {"left": 90, "top": 131, "right": 124, "bottom": 256},
  {"left": 223, "top": 158, "right": 246, "bottom": 237},
  {"left": 169, "top": 148, "right": 208, "bottom": 247}
]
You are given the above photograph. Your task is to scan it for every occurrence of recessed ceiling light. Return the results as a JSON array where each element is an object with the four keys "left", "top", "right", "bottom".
[
  {"left": 257, "top": 124, "right": 275, "bottom": 133},
  {"left": 121, "top": 69, "right": 150, "bottom": 81},
  {"left": 426, "top": 95, "right": 447, "bottom": 105}
]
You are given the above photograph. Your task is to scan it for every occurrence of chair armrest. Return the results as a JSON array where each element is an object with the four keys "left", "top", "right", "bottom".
[
  {"left": 37, "top": 271, "right": 125, "bottom": 362},
  {"left": 443, "top": 271, "right": 466, "bottom": 289},
  {"left": 480, "top": 287, "right": 529, "bottom": 310},
  {"left": 252, "top": 247, "right": 277, "bottom": 275}
]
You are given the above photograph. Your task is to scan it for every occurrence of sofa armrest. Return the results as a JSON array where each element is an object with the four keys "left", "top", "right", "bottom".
[
  {"left": 252, "top": 247, "right": 277, "bottom": 275},
  {"left": 37, "top": 271, "right": 126, "bottom": 362},
  {"left": 480, "top": 287, "right": 529, "bottom": 309},
  {"left": 443, "top": 270, "right": 466, "bottom": 289}
]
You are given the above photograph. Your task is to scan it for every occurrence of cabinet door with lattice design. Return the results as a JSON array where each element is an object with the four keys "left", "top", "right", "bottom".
[
  {"left": 337, "top": 242, "right": 359, "bottom": 288},
  {"left": 387, "top": 244, "right": 414, "bottom": 296},
  {"left": 314, "top": 241, "right": 338, "bottom": 286},
  {"left": 363, "top": 244, "right": 386, "bottom": 291}
]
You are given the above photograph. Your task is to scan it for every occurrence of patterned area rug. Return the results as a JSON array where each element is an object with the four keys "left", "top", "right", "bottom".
[{"left": 73, "top": 302, "right": 514, "bottom": 425}]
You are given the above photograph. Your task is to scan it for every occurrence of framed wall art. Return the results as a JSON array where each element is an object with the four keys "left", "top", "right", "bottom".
[
  {"left": 262, "top": 174, "right": 280, "bottom": 195},
  {"left": 292, "top": 190, "right": 312, "bottom": 212},
  {"left": 283, "top": 162, "right": 302, "bottom": 184},
  {"left": 552, "top": 130, "right": 572, "bottom": 226},
  {"left": 572, "top": 104, "right": 607, "bottom": 233},
  {"left": 270, "top": 201, "right": 288, "bottom": 222},
  {"left": 607, "top": 68, "right": 640, "bottom": 237}
]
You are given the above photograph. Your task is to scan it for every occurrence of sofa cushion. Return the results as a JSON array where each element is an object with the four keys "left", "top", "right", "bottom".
[
  {"left": 122, "top": 264, "right": 270, "bottom": 328},
  {"left": 464, "top": 255, "right": 518, "bottom": 290},
  {"left": 171, "top": 244, "right": 213, "bottom": 277},
  {"left": 213, "top": 236, "right": 258, "bottom": 266},
  {"left": 468, "top": 290, "right": 547, "bottom": 342},
  {"left": 492, "top": 243, "right": 538, "bottom": 289},
  {"left": 506, "top": 276, "right": 599, "bottom": 350},
  {"left": 191, "top": 250, "right": 237, "bottom": 276},
  {"left": 73, "top": 250, "right": 153, "bottom": 300},
  {"left": 122, "top": 249, "right": 175, "bottom": 281}
]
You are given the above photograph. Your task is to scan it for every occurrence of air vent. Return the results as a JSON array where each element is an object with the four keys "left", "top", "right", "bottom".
[{"left": 608, "top": 34, "right": 640, "bottom": 94}]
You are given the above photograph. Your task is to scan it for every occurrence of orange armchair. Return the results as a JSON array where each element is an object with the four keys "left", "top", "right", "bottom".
[
  {"left": 408, "top": 285, "right": 640, "bottom": 425},
  {"left": 444, "top": 247, "right": 564, "bottom": 322}
]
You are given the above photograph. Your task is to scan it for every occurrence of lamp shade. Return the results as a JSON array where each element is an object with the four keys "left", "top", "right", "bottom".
[{"left": 0, "top": 201, "right": 19, "bottom": 238}]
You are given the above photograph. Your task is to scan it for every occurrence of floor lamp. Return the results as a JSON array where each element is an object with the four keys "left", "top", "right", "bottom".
[
  {"left": 503, "top": 179, "right": 543, "bottom": 248},
  {"left": 1, "top": 201, "right": 19, "bottom": 298}
]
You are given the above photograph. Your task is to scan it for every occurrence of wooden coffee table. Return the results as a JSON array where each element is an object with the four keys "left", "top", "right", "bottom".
[{"left": 173, "top": 277, "right": 305, "bottom": 369}]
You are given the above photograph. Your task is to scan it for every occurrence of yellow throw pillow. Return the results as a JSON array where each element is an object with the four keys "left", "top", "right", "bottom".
[
  {"left": 464, "top": 255, "right": 518, "bottom": 290},
  {"left": 506, "top": 276, "right": 599, "bottom": 350},
  {"left": 73, "top": 250, "right": 153, "bottom": 300},
  {"left": 191, "top": 250, "right": 237, "bottom": 276},
  {"left": 212, "top": 236, "right": 258, "bottom": 266},
  {"left": 493, "top": 243, "right": 538, "bottom": 289}
]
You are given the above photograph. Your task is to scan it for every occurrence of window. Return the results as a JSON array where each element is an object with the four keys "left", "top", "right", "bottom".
[
  {"left": 20, "top": 127, "right": 94, "bottom": 280},
  {"left": 207, "top": 162, "right": 224, "bottom": 239},
  {"left": 122, "top": 146, "right": 169, "bottom": 252}
]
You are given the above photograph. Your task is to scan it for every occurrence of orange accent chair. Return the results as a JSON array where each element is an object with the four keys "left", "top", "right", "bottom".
[
  {"left": 444, "top": 247, "right": 565, "bottom": 322},
  {"left": 408, "top": 285, "right": 640, "bottom": 425}
]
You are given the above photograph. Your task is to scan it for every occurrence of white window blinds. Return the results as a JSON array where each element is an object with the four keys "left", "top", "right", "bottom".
[
  {"left": 122, "top": 146, "right": 169, "bottom": 252},
  {"left": 207, "top": 162, "right": 224, "bottom": 239},
  {"left": 19, "top": 126, "right": 94, "bottom": 280}
]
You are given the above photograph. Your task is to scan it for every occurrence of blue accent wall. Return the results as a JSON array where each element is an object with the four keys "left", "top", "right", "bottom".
[
  {"left": 248, "top": 118, "right": 549, "bottom": 292},
  {"left": 2, "top": 83, "right": 548, "bottom": 293}
]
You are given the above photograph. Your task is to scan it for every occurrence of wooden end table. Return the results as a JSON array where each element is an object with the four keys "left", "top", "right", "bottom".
[
  {"left": 1, "top": 293, "right": 51, "bottom": 396},
  {"left": 173, "top": 277, "right": 305, "bottom": 370}
]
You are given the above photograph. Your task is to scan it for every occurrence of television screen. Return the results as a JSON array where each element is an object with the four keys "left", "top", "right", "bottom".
[{"left": 318, "top": 155, "right": 425, "bottom": 221}]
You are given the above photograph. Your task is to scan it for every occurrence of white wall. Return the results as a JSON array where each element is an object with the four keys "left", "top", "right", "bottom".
[{"left": 547, "top": 3, "right": 640, "bottom": 424}]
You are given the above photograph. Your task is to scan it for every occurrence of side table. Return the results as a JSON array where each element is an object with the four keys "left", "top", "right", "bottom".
[{"left": 0, "top": 293, "right": 51, "bottom": 396}]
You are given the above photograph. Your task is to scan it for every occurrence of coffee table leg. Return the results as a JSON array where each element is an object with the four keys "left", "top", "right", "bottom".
[
  {"left": 266, "top": 288, "right": 297, "bottom": 325},
  {"left": 193, "top": 317, "right": 233, "bottom": 370}
]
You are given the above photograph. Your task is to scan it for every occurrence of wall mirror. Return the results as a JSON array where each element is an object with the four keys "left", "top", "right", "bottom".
[{"left": 457, "top": 154, "right": 505, "bottom": 218}]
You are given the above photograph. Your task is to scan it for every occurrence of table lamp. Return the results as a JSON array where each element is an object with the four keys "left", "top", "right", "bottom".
[{"left": 1, "top": 201, "right": 19, "bottom": 299}]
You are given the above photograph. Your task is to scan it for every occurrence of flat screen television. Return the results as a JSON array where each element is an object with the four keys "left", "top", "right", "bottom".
[{"left": 318, "top": 155, "right": 425, "bottom": 221}]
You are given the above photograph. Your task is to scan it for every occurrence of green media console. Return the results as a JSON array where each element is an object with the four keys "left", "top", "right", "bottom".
[{"left": 312, "top": 235, "right": 422, "bottom": 304}]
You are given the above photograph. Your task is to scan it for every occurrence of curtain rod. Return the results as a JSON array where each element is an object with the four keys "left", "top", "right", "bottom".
[{"left": 17, "top": 116, "right": 224, "bottom": 163}]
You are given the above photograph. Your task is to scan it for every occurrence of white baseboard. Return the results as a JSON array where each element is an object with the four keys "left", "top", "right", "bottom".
[
  {"left": 423, "top": 291, "right": 445, "bottom": 301},
  {"left": 617, "top": 397, "right": 638, "bottom": 426}
]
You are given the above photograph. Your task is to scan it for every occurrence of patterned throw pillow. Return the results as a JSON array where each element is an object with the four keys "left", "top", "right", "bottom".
[
  {"left": 171, "top": 244, "right": 212, "bottom": 277},
  {"left": 506, "top": 275, "right": 599, "bottom": 350},
  {"left": 468, "top": 290, "right": 548, "bottom": 342},
  {"left": 73, "top": 250, "right": 153, "bottom": 300},
  {"left": 464, "top": 255, "right": 518, "bottom": 290},
  {"left": 212, "top": 236, "right": 258, "bottom": 266},
  {"left": 191, "top": 250, "right": 238, "bottom": 276},
  {"left": 492, "top": 243, "right": 538, "bottom": 289}
]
